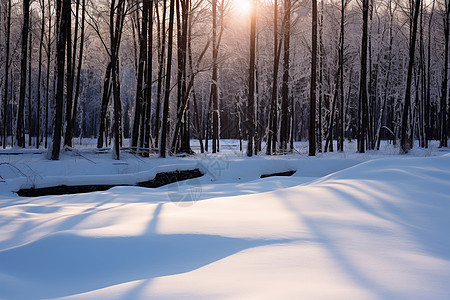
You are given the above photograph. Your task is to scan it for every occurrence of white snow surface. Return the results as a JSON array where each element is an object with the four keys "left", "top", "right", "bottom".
[{"left": 0, "top": 140, "right": 450, "bottom": 299}]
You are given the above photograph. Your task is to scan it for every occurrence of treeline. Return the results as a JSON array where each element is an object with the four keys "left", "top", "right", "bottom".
[{"left": 0, "top": 0, "right": 448, "bottom": 160}]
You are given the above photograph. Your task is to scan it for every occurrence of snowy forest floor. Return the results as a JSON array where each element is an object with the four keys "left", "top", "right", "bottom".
[{"left": 0, "top": 140, "right": 450, "bottom": 299}]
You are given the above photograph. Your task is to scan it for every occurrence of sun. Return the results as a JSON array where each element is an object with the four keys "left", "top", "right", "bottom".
[{"left": 234, "top": 0, "right": 253, "bottom": 15}]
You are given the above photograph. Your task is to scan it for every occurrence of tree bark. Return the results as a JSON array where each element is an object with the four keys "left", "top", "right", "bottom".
[
  {"left": 2, "top": 0, "right": 11, "bottom": 148},
  {"left": 267, "top": 0, "right": 280, "bottom": 155},
  {"left": 247, "top": 0, "right": 257, "bottom": 157},
  {"left": 440, "top": 0, "right": 449, "bottom": 148},
  {"left": 155, "top": 0, "right": 167, "bottom": 147},
  {"left": 36, "top": 0, "right": 46, "bottom": 148},
  {"left": 17, "top": 0, "right": 30, "bottom": 148},
  {"left": 280, "top": 0, "right": 290, "bottom": 153},
  {"left": 51, "top": 0, "right": 70, "bottom": 160},
  {"left": 160, "top": 0, "right": 175, "bottom": 158},
  {"left": 309, "top": 0, "right": 317, "bottom": 156},
  {"left": 71, "top": 0, "right": 86, "bottom": 145},
  {"left": 401, "top": 0, "right": 421, "bottom": 153},
  {"left": 45, "top": 0, "right": 52, "bottom": 149},
  {"left": 358, "top": 0, "right": 369, "bottom": 153}
]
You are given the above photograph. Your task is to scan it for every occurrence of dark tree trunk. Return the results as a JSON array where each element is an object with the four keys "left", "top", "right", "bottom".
[
  {"left": 97, "top": 62, "right": 112, "bottom": 148},
  {"left": 440, "top": 0, "right": 449, "bottom": 148},
  {"left": 2, "top": 0, "right": 11, "bottom": 148},
  {"left": 358, "top": 0, "right": 369, "bottom": 153},
  {"left": 309, "top": 0, "right": 317, "bottom": 156},
  {"left": 280, "top": 0, "right": 290, "bottom": 153},
  {"left": 71, "top": 0, "right": 86, "bottom": 144},
  {"left": 247, "top": 0, "right": 257, "bottom": 157},
  {"left": 267, "top": 0, "right": 280, "bottom": 155},
  {"left": 132, "top": 1, "right": 148, "bottom": 149},
  {"left": 211, "top": 0, "right": 219, "bottom": 153},
  {"left": 160, "top": 0, "right": 175, "bottom": 158},
  {"left": 425, "top": 0, "right": 435, "bottom": 147},
  {"left": 338, "top": 0, "right": 345, "bottom": 152},
  {"left": 376, "top": 1, "right": 395, "bottom": 150},
  {"left": 45, "top": 0, "right": 52, "bottom": 149},
  {"left": 155, "top": 0, "right": 167, "bottom": 147},
  {"left": 51, "top": 0, "right": 70, "bottom": 160},
  {"left": 143, "top": 0, "right": 154, "bottom": 153},
  {"left": 401, "top": 0, "right": 421, "bottom": 152},
  {"left": 27, "top": 17, "right": 32, "bottom": 147},
  {"left": 64, "top": 1, "right": 73, "bottom": 147},
  {"left": 110, "top": 0, "right": 127, "bottom": 160},
  {"left": 17, "top": 0, "right": 30, "bottom": 148},
  {"left": 36, "top": 0, "right": 46, "bottom": 148},
  {"left": 317, "top": 0, "right": 324, "bottom": 152}
]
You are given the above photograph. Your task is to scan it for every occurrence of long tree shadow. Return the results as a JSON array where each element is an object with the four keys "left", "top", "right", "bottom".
[
  {"left": 0, "top": 198, "right": 288, "bottom": 299},
  {"left": 278, "top": 194, "right": 399, "bottom": 299},
  {"left": 0, "top": 232, "right": 284, "bottom": 299}
]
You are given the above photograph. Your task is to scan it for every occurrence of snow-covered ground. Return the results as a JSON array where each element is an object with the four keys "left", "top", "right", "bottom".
[{"left": 0, "top": 140, "right": 449, "bottom": 299}]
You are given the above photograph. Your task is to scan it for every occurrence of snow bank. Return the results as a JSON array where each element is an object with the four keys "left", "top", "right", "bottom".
[{"left": 0, "top": 149, "right": 449, "bottom": 299}]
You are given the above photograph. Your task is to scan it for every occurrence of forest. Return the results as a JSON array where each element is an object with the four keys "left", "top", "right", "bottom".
[{"left": 0, "top": 0, "right": 449, "bottom": 160}]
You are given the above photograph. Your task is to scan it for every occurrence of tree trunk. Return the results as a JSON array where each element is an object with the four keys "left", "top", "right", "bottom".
[
  {"left": 17, "top": 0, "right": 30, "bottom": 148},
  {"left": 160, "top": 0, "right": 175, "bottom": 158},
  {"left": 36, "top": 0, "right": 46, "bottom": 148},
  {"left": 110, "top": 0, "right": 127, "bottom": 160},
  {"left": 247, "top": 0, "right": 257, "bottom": 157},
  {"left": 401, "top": 0, "right": 421, "bottom": 153},
  {"left": 338, "top": 0, "right": 345, "bottom": 152},
  {"left": 211, "top": 0, "right": 220, "bottom": 153},
  {"left": 97, "top": 62, "right": 112, "bottom": 148},
  {"left": 440, "top": 0, "right": 449, "bottom": 148},
  {"left": 358, "top": 0, "right": 369, "bottom": 153},
  {"left": 425, "top": 0, "right": 435, "bottom": 147},
  {"left": 267, "top": 0, "right": 280, "bottom": 155},
  {"left": 143, "top": 0, "right": 154, "bottom": 153},
  {"left": 132, "top": 1, "right": 147, "bottom": 149},
  {"left": 64, "top": 1, "right": 73, "bottom": 147},
  {"left": 155, "top": 0, "right": 167, "bottom": 147},
  {"left": 45, "top": 0, "right": 52, "bottom": 149},
  {"left": 28, "top": 17, "right": 33, "bottom": 147},
  {"left": 2, "top": 0, "right": 11, "bottom": 148},
  {"left": 51, "top": 0, "right": 70, "bottom": 160},
  {"left": 280, "top": 0, "right": 290, "bottom": 153},
  {"left": 71, "top": 0, "right": 86, "bottom": 144},
  {"left": 309, "top": 0, "right": 317, "bottom": 156}
]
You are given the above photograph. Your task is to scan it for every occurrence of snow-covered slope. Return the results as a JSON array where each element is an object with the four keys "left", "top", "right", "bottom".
[{"left": 0, "top": 151, "right": 449, "bottom": 299}]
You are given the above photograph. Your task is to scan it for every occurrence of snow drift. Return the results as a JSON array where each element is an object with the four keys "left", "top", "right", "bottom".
[{"left": 0, "top": 152, "right": 449, "bottom": 299}]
